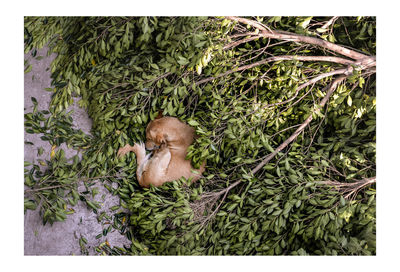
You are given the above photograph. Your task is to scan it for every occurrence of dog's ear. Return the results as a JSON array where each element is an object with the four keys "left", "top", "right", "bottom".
[{"left": 155, "top": 110, "right": 164, "bottom": 119}]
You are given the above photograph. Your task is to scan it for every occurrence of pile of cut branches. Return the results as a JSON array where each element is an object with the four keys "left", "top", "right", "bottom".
[{"left": 24, "top": 16, "right": 376, "bottom": 255}]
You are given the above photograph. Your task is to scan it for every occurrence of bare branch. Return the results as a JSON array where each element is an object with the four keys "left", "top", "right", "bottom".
[
  {"left": 190, "top": 178, "right": 241, "bottom": 226},
  {"left": 317, "top": 176, "right": 376, "bottom": 199}
]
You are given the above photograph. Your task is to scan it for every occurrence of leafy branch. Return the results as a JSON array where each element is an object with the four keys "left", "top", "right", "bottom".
[
  {"left": 24, "top": 16, "right": 376, "bottom": 255},
  {"left": 225, "top": 16, "right": 372, "bottom": 60},
  {"left": 193, "top": 16, "right": 376, "bottom": 225}
]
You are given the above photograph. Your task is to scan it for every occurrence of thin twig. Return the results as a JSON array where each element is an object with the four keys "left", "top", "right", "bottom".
[
  {"left": 223, "top": 35, "right": 260, "bottom": 50},
  {"left": 25, "top": 174, "right": 119, "bottom": 193},
  {"left": 317, "top": 176, "right": 376, "bottom": 199},
  {"left": 305, "top": 105, "right": 328, "bottom": 154},
  {"left": 321, "top": 16, "right": 339, "bottom": 30}
]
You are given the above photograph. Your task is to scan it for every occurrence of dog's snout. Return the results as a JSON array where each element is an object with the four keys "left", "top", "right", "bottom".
[
  {"left": 146, "top": 146, "right": 158, "bottom": 151},
  {"left": 145, "top": 142, "right": 160, "bottom": 151}
]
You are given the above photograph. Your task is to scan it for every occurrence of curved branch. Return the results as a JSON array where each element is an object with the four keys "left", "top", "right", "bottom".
[{"left": 225, "top": 16, "right": 371, "bottom": 60}]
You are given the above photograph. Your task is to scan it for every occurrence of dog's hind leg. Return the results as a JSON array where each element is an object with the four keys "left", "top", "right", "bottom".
[
  {"left": 128, "top": 142, "right": 150, "bottom": 181},
  {"left": 140, "top": 147, "right": 171, "bottom": 187}
]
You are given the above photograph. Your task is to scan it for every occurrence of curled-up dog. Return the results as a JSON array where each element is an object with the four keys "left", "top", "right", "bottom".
[{"left": 117, "top": 116, "right": 206, "bottom": 188}]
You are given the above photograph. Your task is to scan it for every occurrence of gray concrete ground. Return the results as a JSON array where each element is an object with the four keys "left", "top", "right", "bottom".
[{"left": 24, "top": 47, "right": 130, "bottom": 255}]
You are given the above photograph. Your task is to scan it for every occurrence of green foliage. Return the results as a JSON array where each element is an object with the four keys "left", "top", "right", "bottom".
[
  {"left": 24, "top": 16, "right": 376, "bottom": 255},
  {"left": 266, "top": 16, "right": 376, "bottom": 55},
  {"left": 24, "top": 109, "right": 92, "bottom": 224}
]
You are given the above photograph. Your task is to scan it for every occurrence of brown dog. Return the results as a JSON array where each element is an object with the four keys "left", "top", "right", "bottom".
[{"left": 117, "top": 116, "right": 205, "bottom": 188}]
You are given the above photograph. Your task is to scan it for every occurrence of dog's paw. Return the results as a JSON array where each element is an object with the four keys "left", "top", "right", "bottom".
[
  {"left": 117, "top": 144, "right": 133, "bottom": 157},
  {"left": 133, "top": 142, "right": 146, "bottom": 152}
]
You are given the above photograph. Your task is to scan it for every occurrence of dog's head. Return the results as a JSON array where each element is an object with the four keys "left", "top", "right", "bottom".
[
  {"left": 145, "top": 117, "right": 167, "bottom": 150},
  {"left": 145, "top": 113, "right": 193, "bottom": 151}
]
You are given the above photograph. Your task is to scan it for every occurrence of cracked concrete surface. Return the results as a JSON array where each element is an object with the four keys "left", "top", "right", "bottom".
[{"left": 24, "top": 47, "right": 130, "bottom": 255}]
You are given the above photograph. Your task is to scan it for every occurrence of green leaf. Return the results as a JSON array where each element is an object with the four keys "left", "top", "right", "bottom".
[
  {"left": 25, "top": 64, "right": 32, "bottom": 74},
  {"left": 177, "top": 56, "right": 189, "bottom": 65},
  {"left": 195, "top": 41, "right": 207, "bottom": 48},
  {"left": 196, "top": 64, "right": 202, "bottom": 75},
  {"left": 347, "top": 95, "right": 352, "bottom": 106},
  {"left": 299, "top": 17, "right": 312, "bottom": 29},
  {"left": 24, "top": 198, "right": 37, "bottom": 211},
  {"left": 31, "top": 97, "right": 38, "bottom": 105},
  {"left": 188, "top": 120, "right": 199, "bottom": 126},
  {"left": 316, "top": 28, "right": 328, "bottom": 33},
  {"left": 340, "top": 196, "right": 346, "bottom": 206}
]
